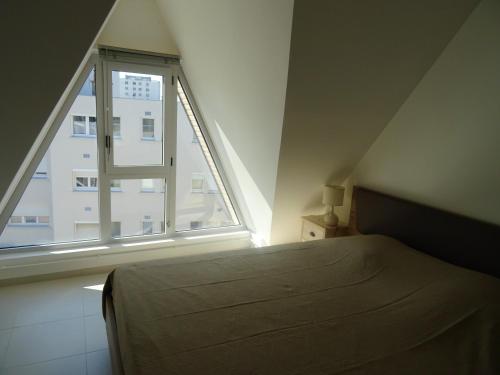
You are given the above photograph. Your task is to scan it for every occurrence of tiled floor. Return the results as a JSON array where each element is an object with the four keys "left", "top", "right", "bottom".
[{"left": 0, "top": 273, "right": 112, "bottom": 375}]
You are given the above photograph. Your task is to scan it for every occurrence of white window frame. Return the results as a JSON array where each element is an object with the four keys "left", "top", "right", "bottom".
[
  {"left": 102, "top": 58, "right": 176, "bottom": 241},
  {"left": 141, "top": 117, "right": 155, "bottom": 140},
  {"left": 71, "top": 115, "right": 96, "bottom": 137},
  {"left": 8, "top": 215, "right": 50, "bottom": 226},
  {"left": 72, "top": 170, "right": 98, "bottom": 192},
  {"left": 140, "top": 178, "right": 155, "bottom": 192},
  {"left": 191, "top": 173, "right": 205, "bottom": 193},
  {"left": 0, "top": 52, "right": 245, "bottom": 254},
  {"left": 112, "top": 116, "right": 121, "bottom": 138},
  {"left": 142, "top": 219, "right": 154, "bottom": 235},
  {"left": 74, "top": 221, "right": 100, "bottom": 240}
]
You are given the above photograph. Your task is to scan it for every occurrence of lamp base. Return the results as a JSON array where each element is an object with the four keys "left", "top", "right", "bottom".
[{"left": 324, "top": 212, "right": 339, "bottom": 226}]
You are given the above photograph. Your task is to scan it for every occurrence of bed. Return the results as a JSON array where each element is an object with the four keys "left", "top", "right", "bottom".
[{"left": 103, "top": 187, "right": 500, "bottom": 374}]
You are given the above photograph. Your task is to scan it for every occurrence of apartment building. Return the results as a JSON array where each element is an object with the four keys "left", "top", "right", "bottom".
[{"left": 0, "top": 70, "right": 234, "bottom": 248}]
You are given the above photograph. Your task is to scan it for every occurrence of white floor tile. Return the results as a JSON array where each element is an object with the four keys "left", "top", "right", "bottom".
[
  {"left": 84, "top": 315, "right": 108, "bottom": 352},
  {"left": 4, "top": 318, "right": 85, "bottom": 368},
  {"left": 86, "top": 350, "right": 112, "bottom": 375},
  {"left": 0, "top": 329, "right": 12, "bottom": 366},
  {"left": 14, "top": 281, "right": 84, "bottom": 326},
  {"left": 0, "top": 289, "right": 20, "bottom": 330},
  {"left": 83, "top": 289, "right": 103, "bottom": 317},
  {"left": 1, "top": 354, "right": 85, "bottom": 375}
]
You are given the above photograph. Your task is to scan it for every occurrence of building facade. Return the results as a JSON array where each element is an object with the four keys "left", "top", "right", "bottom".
[{"left": 0, "top": 70, "right": 234, "bottom": 248}]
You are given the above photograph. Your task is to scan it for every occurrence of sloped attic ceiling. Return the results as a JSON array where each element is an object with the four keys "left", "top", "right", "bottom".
[
  {"left": 98, "top": 0, "right": 178, "bottom": 55},
  {"left": 271, "top": 0, "right": 480, "bottom": 244},
  {"left": 155, "top": 0, "right": 294, "bottom": 243},
  {"left": 0, "top": 0, "right": 116, "bottom": 212}
]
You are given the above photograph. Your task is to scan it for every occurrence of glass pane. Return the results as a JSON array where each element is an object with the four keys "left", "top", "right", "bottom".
[
  {"left": 112, "top": 117, "right": 121, "bottom": 137},
  {"left": 72, "top": 115, "right": 86, "bottom": 135},
  {"left": 111, "top": 71, "right": 164, "bottom": 166},
  {"left": 175, "top": 81, "right": 239, "bottom": 231},
  {"left": 0, "top": 68, "right": 99, "bottom": 249},
  {"left": 111, "top": 222, "right": 121, "bottom": 237},
  {"left": 89, "top": 116, "right": 97, "bottom": 136},
  {"left": 110, "top": 179, "right": 166, "bottom": 238}
]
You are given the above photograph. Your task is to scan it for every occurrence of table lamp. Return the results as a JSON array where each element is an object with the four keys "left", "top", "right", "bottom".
[{"left": 322, "top": 185, "right": 345, "bottom": 226}]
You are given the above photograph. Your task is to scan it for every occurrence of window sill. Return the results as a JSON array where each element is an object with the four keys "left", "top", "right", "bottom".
[
  {"left": 71, "top": 134, "right": 97, "bottom": 139},
  {"left": 141, "top": 137, "right": 157, "bottom": 141},
  {"left": 0, "top": 230, "right": 251, "bottom": 282},
  {"left": 7, "top": 224, "right": 50, "bottom": 228},
  {"left": 111, "top": 188, "right": 122, "bottom": 192},
  {"left": 73, "top": 188, "right": 98, "bottom": 192}
]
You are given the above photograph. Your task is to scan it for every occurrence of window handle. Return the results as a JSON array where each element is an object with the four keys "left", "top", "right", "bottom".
[{"left": 105, "top": 135, "right": 111, "bottom": 155}]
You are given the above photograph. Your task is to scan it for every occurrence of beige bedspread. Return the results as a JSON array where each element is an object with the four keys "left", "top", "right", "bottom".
[{"left": 105, "top": 235, "right": 500, "bottom": 374}]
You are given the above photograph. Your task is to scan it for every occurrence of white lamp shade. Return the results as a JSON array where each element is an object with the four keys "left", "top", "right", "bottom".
[{"left": 322, "top": 185, "right": 345, "bottom": 206}]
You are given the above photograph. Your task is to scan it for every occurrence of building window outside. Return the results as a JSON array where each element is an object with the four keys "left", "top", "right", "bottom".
[
  {"left": 72, "top": 115, "right": 86, "bottom": 135},
  {"left": 0, "top": 63, "right": 241, "bottom": 251},
  {"left": 142, "top": 118, "right": 154, "bottom": 139},
  {"left": 33, "top": 171, "right": 48, "bottom": 179},
  {"left": 38, "top": 216, "right": 50, "bottom": 224},
  {"left": 112, "top": 117, "right": 121, "bottom": 137},
  {"left": 72, "top": 115, "right": 97, "bottom": 137},
  {"left": 192, "top": 131, "right": 199, "bottom": 143},
  {"left": 89, "top": 116, "right": 97, "bottom": 136},
  {"left": 74, "top": 222, "right": 99, "bottom": 241},
  {"left": 74, "top": 175, "right": 98, "bottom": 191},
  {"left": 190, "top": 221, "right": 202, "bottom": 230},
  {"left": 142, "top": 220, "right": 153, "bottom": 235},
  {"left": 141, "top": 179, "right": 154, "bottom": 192},
  {"left": 110, "top": 179, "right": 122, "bottom": 191},
  {"left": 10, "top": 216, "right": 22, "bottom": 224},
  {"left": 191, "top": 173, "right": 205, "bottom": 193},
  {"left": 8, "top": 215, "right": 49, "bottom": 226},
  {"left": 111, "top": 222, "right": 121, "bottom": 237}
]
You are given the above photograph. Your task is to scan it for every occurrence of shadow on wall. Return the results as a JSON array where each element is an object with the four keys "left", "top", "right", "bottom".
[{"left": 212, "top": 120, "right": 272, "bottom": 245}]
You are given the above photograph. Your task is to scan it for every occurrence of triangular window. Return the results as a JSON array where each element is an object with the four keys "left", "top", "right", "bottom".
[
  {"left": 0, "top": 52, "right": 242, "bottom": 251},
  {"left": 0, "top": 67, "right": 99, "bottom": 248},
  {"left": 175, "top": 80, "right": 239, "bottom": 231}
]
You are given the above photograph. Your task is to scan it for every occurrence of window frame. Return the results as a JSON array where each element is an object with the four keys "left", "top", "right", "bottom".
[
  {"left": 112, "top": 116, "right": 121, "bottom": 138},
  {"left": 71, "top": 114, "right": 89, "bottom": 136},
  {"left": 104, "top": 60, "right": 174, "bottom": 175},
  {"left": 8, "top": 215, "right": 50, "bottom": 226},
  {"left": 0, "top": 52, "right": 245, "bottom": 254},
  {"left": 141, "top": 118, "right": 155, "bottom": 140},
  {"left": 102, "top": 58, "right": 176, "bottom": 241},
  {"left": 73, "top": 169, "right": 99, "bottom": 192},
  {"left": 191, "top": 173, "right": 205, "bottom": 193}
]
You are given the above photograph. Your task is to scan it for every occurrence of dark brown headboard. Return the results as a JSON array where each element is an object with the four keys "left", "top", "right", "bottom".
[{"left": 349, "top": 187, "right": 500, "bottom": 279}]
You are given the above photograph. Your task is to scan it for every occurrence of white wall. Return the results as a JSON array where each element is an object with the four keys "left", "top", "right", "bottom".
[
  {"left": 0, "top": 0, "right": 116, "bottom": 215},
  {"left": 353, "top": 0, "right": 500, "bottom": 226},
  {"left": 270, "top": 0, "right": 480, "bottom": 244},
  {"left": 155, "top": 0, "right": 294, "bottom": 244},
  {"left": 98, "top": 0, "right": 178, "bottom": 55}
]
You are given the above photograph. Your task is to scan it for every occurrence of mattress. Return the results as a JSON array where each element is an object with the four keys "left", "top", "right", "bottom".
[{"left": 103, "top": 235, "right": 500, "bottom": 374}]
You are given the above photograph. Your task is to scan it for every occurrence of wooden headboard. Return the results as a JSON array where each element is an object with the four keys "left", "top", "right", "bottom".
[{"left": 349, "top": 186, "right": 500, "bottom": 279}]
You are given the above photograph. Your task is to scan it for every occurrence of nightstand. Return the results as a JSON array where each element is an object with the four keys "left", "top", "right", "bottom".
[{"left": 301, "top": 215, "right": 349, "bottom": 241}]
